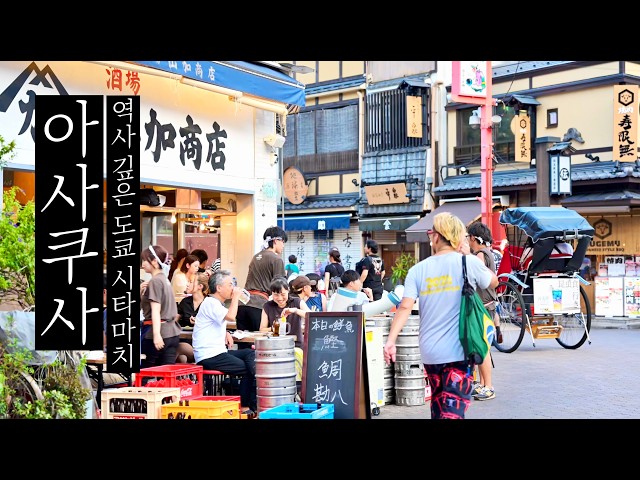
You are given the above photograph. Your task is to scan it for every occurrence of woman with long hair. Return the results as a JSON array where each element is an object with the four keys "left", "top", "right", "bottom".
[
  {"left": 323, "top": 247, "right": 344, "bottom": 298},
  {"left": 168, "top": 248, "right": 188, "bottom": 282},
  {"left": 170, "top": 254, "right": 200, "bottom": 304}
]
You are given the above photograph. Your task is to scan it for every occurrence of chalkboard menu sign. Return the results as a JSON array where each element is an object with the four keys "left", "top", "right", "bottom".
[{"left": 301, "top": 311, "right": 370, "bottom": 419}]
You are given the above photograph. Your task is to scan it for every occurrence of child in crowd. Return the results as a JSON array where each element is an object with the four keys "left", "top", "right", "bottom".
[{"left": 285, "top": 254, "right": 300, "bottom": 280}]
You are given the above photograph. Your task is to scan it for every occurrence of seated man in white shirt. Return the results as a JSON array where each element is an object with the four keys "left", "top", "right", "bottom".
[{"left": 327, "top": 269, "right": 373, "bottom": 312}]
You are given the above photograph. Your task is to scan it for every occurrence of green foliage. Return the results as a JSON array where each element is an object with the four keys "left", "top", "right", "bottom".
[
  {"left": 12, "top": 389, "right": 76, "bottom": 419},
  {"left": 0, "top": 134, "right": 16, "bottom": 169},
  {"left": 41, "top": 360, "right": 91, "bottom": 419},
  {"left": 390, "top": 253, "right": 417, "bottom": 285},
  {"left": 1, "top": 314, "right": 91, "bottom": 419},
  {"left": 0, "top": 186, "right": 36, "bottom": 308},
  {"left": 0, "top": 350, "right": 91, "bottom": 419}
]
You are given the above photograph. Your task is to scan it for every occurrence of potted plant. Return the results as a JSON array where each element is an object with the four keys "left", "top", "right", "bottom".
[{"left": 390, "top": 252, "right": 417, "bottom": 287}]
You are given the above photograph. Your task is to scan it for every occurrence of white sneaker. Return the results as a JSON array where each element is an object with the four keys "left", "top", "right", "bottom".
[{"left": 474, "top": 386, "right": 495, "bottom": 401}]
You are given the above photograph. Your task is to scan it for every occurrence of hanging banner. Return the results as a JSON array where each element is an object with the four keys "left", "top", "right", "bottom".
[
  {"left": 451, "top": 61, "right": 490, "bottom": 103},
  {"left": 612, "top": 85, "right": 638, "bottom": 162},
  {"left": 35, "top": 95, "right": 104, "bottom": 350},
  {"left": 549, "top": 154, "right": 571, "bottom": 195},
  {"left": 406, "top": 95, "right": 422, "bottom": 138},
  {"left": 514, "top": 111, "right": 531, "bottom": 163}
]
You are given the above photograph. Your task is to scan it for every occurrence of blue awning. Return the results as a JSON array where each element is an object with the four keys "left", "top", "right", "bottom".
[
  {"left": 134, "top": 61, "right": 306, "bottom": 107},
  {"left": 278, "top": 214, "right": 352, "bottom": 231}
]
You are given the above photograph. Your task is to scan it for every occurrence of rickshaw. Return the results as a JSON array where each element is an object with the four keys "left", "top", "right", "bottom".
[{"left": 493, "top": 207, "right": 595, "bottom": 353}]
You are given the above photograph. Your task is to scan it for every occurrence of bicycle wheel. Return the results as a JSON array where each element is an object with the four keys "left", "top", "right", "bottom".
[
  {"left": 5, "top": 371, "right": 44, "bottom": 418},
  {"left": 555, "top": 285, "right": 591, "bottom": 349},
  {"left": 493, "top": 280, "right": 527, "bottom": 353}
]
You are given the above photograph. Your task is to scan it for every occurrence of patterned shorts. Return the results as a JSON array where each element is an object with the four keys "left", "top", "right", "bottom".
[{"left": 425, "top": 361, "right": 474, "bottom": 419}]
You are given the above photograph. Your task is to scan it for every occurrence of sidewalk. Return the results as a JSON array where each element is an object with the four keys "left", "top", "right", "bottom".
[{"left": 373, "top": 323, "right": 640, "bottom": 420}]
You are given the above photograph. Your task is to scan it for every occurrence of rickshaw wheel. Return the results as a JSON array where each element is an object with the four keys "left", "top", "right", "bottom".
[
  {"left": 555, "top": 285, "right": 592, "bottom": 349},
  {"left": 493, "top": 280, "right": 527, "bottom": 353}
]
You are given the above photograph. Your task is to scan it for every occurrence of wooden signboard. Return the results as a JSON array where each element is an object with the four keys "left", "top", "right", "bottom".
[
  {"left": 282, "top": 166, "right": 308, "bottom": 205},
  {"left": 301, "top": 312, "right": 370, "bottom": 419},
  {"left": 364, "top": 183, "right": 409, "bottom": 206}
]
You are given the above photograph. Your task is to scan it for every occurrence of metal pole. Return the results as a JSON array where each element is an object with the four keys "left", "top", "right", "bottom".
[
  {"left": 279, "top": 145, "right": 285, "bottom": 230},
  {"left": 480, "top": 62, "right": 495, "bottom": 232}
]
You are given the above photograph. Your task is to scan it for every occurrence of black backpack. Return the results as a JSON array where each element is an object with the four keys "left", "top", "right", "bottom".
[
  {"left": 326, "top": 264, "right": 344, "bottom": 296},
  {"left": 140, "top": 188, "right": 161, "bottom": 206}
]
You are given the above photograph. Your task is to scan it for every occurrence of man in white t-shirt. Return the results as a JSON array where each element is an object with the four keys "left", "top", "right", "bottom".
[
  {"left": 193, "top": 269, "right": 257, "bottom": 415},
  {"left": 327, "top": 269, "right": 373, "bottom": 311},
  {"left": 383, "top": 212, "right": 498, "bottom": 420}
]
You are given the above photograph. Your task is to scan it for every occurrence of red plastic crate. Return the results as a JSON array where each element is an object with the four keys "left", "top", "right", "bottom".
[{"left": 134, "top": 364, "right": 203, "bottom": 399}]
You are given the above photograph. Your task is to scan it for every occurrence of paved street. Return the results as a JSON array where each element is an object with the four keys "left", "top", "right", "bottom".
[{"left": 374, "top": 326, "right": 640, "bottom": 419}]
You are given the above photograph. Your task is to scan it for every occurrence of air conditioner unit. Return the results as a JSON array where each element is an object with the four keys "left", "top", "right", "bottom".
[{"left": 263, "top": 133, "right": 286, "bottom": 148}]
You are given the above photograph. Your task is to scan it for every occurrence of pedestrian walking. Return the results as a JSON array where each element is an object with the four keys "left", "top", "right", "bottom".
[
  {"left": 356, "top": 239, "right": 385, "bottom": 300},
  {"left": 383, "top": 212, "right": 498, "bottom": 419},
  {"left": 464, "top": 221, "right": 502, "bottom": 401}
]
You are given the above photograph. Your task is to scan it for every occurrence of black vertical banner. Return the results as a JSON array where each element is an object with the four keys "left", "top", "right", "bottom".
[
  {"left": 35, "top": 95, "right": 104, "bottom": 350},
  {"left": 106, "top": 96, "right": 140, "bottom": 374}
]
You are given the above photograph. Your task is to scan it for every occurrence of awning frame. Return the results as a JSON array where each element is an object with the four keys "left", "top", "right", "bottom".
[
  {"left": 277, "top": 213, "right": 352, "bottom": 231},
  {"left": 405, "top": 201, "right": 499, "bottom": 243},
  {"left": 132, "top": 60, "right": 306, "bottom": 107}
]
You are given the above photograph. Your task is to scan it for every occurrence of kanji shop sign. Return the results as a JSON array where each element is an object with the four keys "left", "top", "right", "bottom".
[
  {"left": 364, "top": 183, "right": 409, "bottom": 205},
  {"left": 283, "top": 166, "right": 308, "bottom": 205},
  {"left": 613, "top": 85, "right": 638, "bottom": 162}
]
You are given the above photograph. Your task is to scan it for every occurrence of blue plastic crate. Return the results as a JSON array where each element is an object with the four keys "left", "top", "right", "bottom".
[{"left": 259, "top": 403, "right": 334, "bottom": 419}]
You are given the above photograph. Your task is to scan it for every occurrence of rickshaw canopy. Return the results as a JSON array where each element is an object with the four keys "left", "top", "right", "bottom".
[{"left": 499, "top": 207, "right": 595, "bottom": 243}]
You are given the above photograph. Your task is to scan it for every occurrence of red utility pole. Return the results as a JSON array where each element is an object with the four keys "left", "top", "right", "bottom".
[
  {"left": 451, "top": 61, "right": 496, "bottom": 231},
  {"left": 479, "top": 96, "right": 496, "bottom": 229}
]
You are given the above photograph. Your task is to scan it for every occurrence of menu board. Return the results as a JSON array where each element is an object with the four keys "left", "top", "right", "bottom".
[
  {"left": 533, "top": 277, "right": 580, "bottom": 314},
  {"left": 595, "top": 276, "right": 625, "bottom": 317},
  {"left": 301, "top": 312, "right": 370, "bottom": 419},
  {"left": 604, "top": 256, "right": 625, "bottom": 277},
  {"left": 624, "top": 277, "right": 640, "bottom": 318}
]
